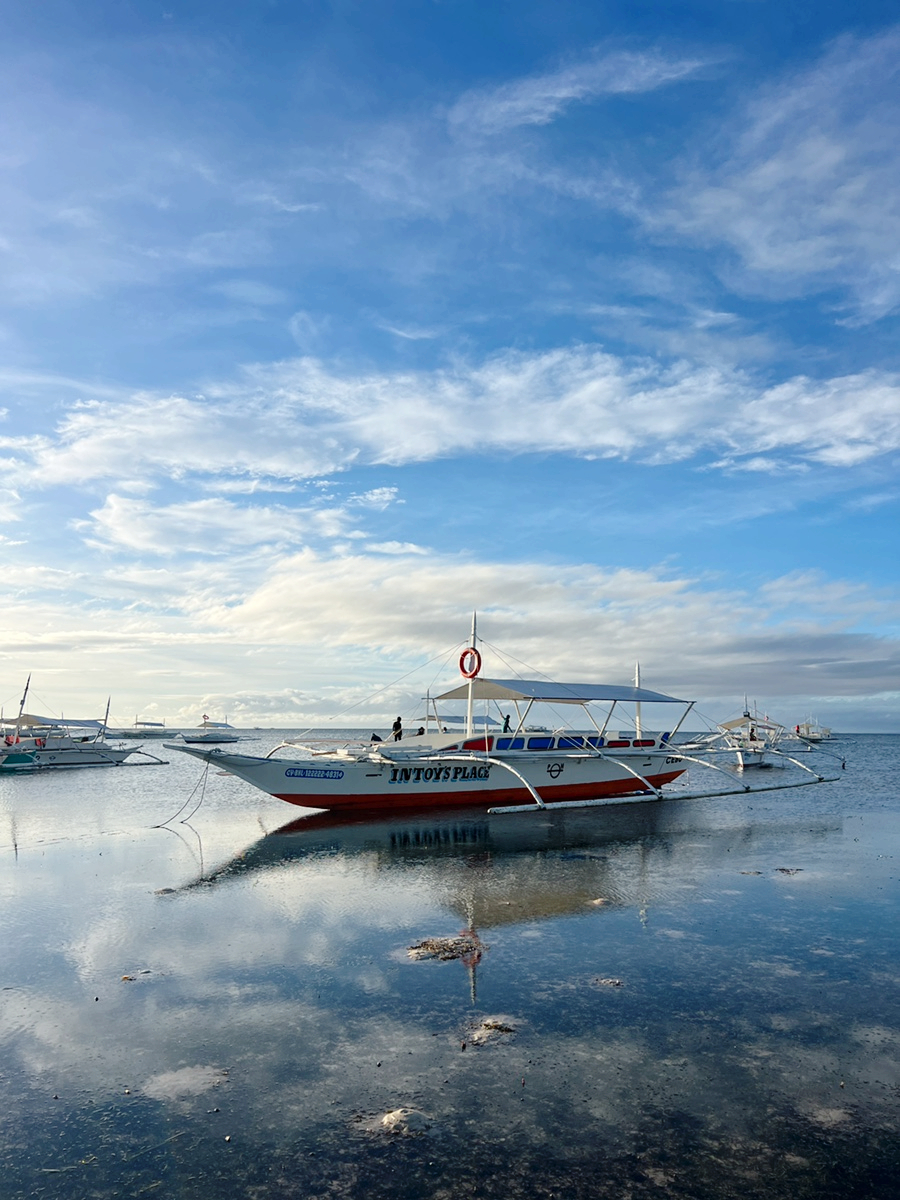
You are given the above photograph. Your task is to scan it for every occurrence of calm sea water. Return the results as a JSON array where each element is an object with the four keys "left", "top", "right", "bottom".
[{"left": 1, "top": 733, "right": 898, "bottom": 1199}]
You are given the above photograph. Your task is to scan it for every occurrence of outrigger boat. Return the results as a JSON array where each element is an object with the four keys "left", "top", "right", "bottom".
[
  {"left": 686, "top": 702, "right": 787, "bottom": 769},
  {"left": 794, "top": 717, "right": 833, "bottom": 742},
  {"left": 167, "top": 622, "right": 838, "bottom": 814},
  {"left": 112, "top": 717, "right": 172, "bottom": 740},
  {"left": 0, "top": 721, "right": 141, "bottom": 771},
  {"left": 0, "top": 678, "right": 157, "bottom": 772},
  {"left": 177, "top": 716, "right": 240, "bottom": 744}
]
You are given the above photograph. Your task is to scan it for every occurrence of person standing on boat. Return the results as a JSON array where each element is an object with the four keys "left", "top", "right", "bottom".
[
  {"left": 502, "top": 714, "right": 511, "bottom": 732},
  {"left": 392, "top": 717, "right": 403, "bottom": 741}
]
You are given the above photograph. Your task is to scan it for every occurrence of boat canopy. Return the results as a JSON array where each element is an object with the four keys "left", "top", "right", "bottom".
[
  {"left": 0, "top": 712, "right": 107, "bottom": 729},
  {"left": 414, "top": 713, "right": 500, "bottom": 725},
  {"left": 434, "top": 677, "right": 687, "bottom": 705},
  {"left": 718, "top": 714, "right": 782, "bottom": 731}
]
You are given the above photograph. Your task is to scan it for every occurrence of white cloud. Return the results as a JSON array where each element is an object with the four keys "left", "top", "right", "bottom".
[
  {"left": 740, "top": 372, "right": 900, "bottom": 466},
  {"left": 76, "top": 493, "right": 353, "bottom": 556},
  {"left": 0, "top": 548, "right": 896, "bottom": 722},
  {"left": 377, "top": 322, "right": 441, "bottom": 341},
  {"left": 448, "top": 49, "right": 709, "bottom": 136},
  {"left": 5, "top": 351, "right": 898, "bottom": 495},
  {"left": 348, "top": 487, "right": 401, "bottom": 510},
  {"left": 204, "top": 550, "right": 900, "bottom": 702},
  {"left": 845, "top": 489, "right": 899, "bottom": 513},
  {"left": 0, "top": 485, "right": 21, "bottom": 523},
  {"left": 365, "top": 541, "right": 428, "bottom": 555},
  {"left": 665, "top": 27, "right": 900, "bottom": 321},
  {"left": 288, "top": 310, "right": 329, "bottom": 352}
]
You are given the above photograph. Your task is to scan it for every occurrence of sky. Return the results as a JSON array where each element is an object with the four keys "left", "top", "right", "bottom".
[{"left": 0, "top": 0, "right": 898, "bottom": 731}]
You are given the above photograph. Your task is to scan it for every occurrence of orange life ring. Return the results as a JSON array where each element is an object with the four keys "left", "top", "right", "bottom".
[{"left": 459, "top": 647, "right": 482, "bottom": 679}]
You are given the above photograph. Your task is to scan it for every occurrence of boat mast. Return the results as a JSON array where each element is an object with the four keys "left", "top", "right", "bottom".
[
  {"left": 634, "top": 662, "right": 642, "bottom": 738},
  {"left": 466, "top": 612, "right": 477, "bottom": 738},
  {"left": 15, "top": 674, "right": 31, "bottom": 731}
]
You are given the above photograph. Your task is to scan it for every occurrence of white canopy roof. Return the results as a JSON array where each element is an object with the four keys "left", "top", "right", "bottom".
[
  {"left": 414, "top": 713, "right": 500, "bottom": 725},
  {"left": 434, "top": 677, "right": 687, "bottom": 705},
  {"left": 0, "top": 712, "right": 106, "bottom": 728},
  {"left": 719, "top": 715, "right": 782, "bottom": 732}
]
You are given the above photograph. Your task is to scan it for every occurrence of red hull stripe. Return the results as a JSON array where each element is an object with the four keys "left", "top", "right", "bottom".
[{"left": 273, "top": 770, "right": 684, "bottom": 811}]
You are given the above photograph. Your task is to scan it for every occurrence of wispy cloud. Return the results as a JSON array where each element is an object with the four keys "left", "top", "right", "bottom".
[
  {"left": 4, "top": 350, "right": 898, "bottom": 494},
  {"left": 75, "top": 494, "right": 353, "bottom": 556},
  {"left": 448, "top": 48, "right": 710, "bottom": 136},
  {"left": 664, "top": 26, "right": 900, "bottom": 321},
  {"left": 365, "top": 541, "right": 428, "bottom": 555}
]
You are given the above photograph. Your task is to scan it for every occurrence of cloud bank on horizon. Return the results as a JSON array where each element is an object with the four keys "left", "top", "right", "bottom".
[{"left": 0, "top": 1, "right": 897, "bottom": 729}]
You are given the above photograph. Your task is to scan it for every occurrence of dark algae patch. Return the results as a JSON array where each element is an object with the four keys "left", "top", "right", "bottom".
[{"left": 6, "top": 1100, "right": 899, "bottom": 1200}]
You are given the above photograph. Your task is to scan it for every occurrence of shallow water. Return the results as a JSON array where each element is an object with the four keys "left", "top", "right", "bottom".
[{"left": 1, "top": 734, "right": 898, "bottom": 1199}]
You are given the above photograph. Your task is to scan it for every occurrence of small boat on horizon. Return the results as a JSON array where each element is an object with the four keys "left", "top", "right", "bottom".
[
  {"left": 794, "top": 718, "right": 833, "bottom": 742},
  {"left": 178, "top": 715, "right": 241, "bottom": 744},
  {"left": 681, "top": 701, "right": 787, "bottom": 769},
  {"left": 112, "top": 717, "right": 172, "bottom": 739}
]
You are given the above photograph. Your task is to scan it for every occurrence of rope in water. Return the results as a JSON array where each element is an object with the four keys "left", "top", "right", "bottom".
[{"left": 153, "top": 762, "right": 210, "bottom": 827}]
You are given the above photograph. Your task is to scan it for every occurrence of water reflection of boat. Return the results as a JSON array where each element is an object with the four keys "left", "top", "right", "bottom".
[
  {"left": 189, "top": 802, "right": 665, "bottom": 881},
  {"left": 176, "top": 803, "right": 670, "bottom": 932},
  {"left": 170, "top": 801, "right": 842, "bottom": 1000},
  {"left": 178, "top": 800, "right": 839, "bottom": 924}
]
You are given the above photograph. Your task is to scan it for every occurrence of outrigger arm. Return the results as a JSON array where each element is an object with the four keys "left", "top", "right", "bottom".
[
  {"left": 444, "top": 746, "right": 670, "bottom": 813},
  {"left": 488, "top": 769, "right": 840, "bottom": 815},
  {"left": 437, "top": 754, "right": 546, "bottom": 807}
]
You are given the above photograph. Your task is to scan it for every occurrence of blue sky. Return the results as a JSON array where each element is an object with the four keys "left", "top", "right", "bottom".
[{"left": 0, "top": 0, "right": 898, "bottom": 730}]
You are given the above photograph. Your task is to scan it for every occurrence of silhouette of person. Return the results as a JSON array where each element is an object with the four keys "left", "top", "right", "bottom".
[{"left": 392, "top": 717, "right": 403, "bottom": 741}]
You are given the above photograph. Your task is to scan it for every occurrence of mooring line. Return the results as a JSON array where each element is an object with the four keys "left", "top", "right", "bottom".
[{"left": 153, "top": 763, "right": 210, "bottom": 827}]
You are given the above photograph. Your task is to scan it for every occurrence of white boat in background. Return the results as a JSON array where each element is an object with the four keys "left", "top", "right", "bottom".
[
  {"left": 718, "top": 705, "right": 786, "bottom": 768},
  {"left": 114, "top": 717, "right": 171, "bottom": 739},
  {"left": 794, "top": 718, "right": 832, "bottom": 742},
  {"left": 0, "top": 721, "right": 142, "bottom": 771},
  {"left": 0, "top": 678, "right": 143, "bottom": 772},
  {"left": 683, "top": 702, "right": 786, "bottom": 769},
  {"left": 179, "top": 716, "right": 240, "bottom": 745}
]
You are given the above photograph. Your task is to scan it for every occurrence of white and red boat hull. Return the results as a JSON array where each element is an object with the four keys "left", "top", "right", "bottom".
[{"left": 171, "top": 742, "right": 687, "bottom": 812}]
